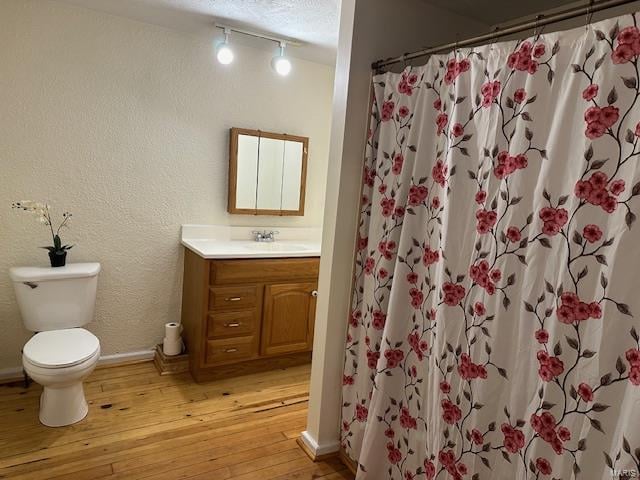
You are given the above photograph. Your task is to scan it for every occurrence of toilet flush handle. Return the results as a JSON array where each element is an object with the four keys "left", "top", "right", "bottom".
[{"left": 23, "top": 282, "right": 38, "bottom": 289}]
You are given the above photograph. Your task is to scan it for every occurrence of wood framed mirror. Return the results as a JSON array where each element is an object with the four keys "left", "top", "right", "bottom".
[{"left": 228, "top": 128, "right": 309, "bottom": 216}]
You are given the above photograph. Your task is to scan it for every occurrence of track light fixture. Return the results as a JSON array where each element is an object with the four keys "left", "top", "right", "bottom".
[
  {"left": 215, "top": 24, "right": 301, "bottom": 75},
  {"left": 216, "top": 28, "right": 234, "bottom": 65},
  {"left": 271, "top": 42, "right": 292, "bottom": 76}
]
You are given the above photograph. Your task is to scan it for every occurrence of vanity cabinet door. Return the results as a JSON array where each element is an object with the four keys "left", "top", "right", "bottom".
[{"left": 261, "top": 282, "right": 316, "bottom": 356}]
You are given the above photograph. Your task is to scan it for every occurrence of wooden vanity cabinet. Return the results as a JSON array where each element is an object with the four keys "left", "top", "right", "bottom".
[{"left": 181, "top": 249, "right": 319, "bottom": 382}]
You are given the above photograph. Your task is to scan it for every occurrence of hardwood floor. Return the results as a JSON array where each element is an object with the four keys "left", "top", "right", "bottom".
[{"left": 0, "top": 362, "right": 353, "bottom": 480}]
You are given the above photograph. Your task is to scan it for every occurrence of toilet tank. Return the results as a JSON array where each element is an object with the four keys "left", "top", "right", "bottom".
[{"left": 9, "top": 263, "right": 101, "bottom": 332}]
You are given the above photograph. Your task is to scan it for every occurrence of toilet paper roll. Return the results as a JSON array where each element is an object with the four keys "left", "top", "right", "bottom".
[
  {"left": 163, "top": 336, "right": 183, "bottom": 356},
  {"left": 165, "top": 322, "right": 182, "bottom": 341}
]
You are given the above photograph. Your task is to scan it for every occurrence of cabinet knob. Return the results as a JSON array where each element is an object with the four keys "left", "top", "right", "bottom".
[{"left": 311, "top": 290, "right": 318, "bottom": 297}]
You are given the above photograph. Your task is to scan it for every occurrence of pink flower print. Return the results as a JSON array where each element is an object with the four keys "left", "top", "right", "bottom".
[
  {"left": 494, "top": 151, "right": 528, "bottom": 179},
  {"left": 442, "top": 282, "right": 465, "bottom": 306},
  {"left": 371, "top": 310, "right": 386, "bottom": 330},
  {"left": 537, "top": 350, "right": 564, "bottom": 381},
  {"left": 480, "top": 81, "right": 501, "bottom": 107},
  {"left": 558, "top": 426, "right": 571, "bottom": 442},
  {"left": 355, "top": 403, "right": 368, "bottom": 422},
  {"left": 384, "top": 348, "right": 404, "bottom": 369},
  {"left": 533, "top": 43, "right": 546, "bottom": 58},
  {"left": 366, "top": 349, "right": 380, "bottom": 369},
  {"left": 584, "top": 105, "right": 619, "bottom": 138},
  {"left": 475, "top": 190, "right": 487, "bottom": 204},
  {"left": 433, "top": 98, "right": 442, "bottom": 110},
  {"left": 378, "top": 240, "right": 396, "bottom": 260},
  {"left": 422, "top": 246, "right": 439, "bottom": 266},
  {"left": 471, "top": 429, "right": 484, "bottom": 445},
  {"left": 444, "top": 58, "right": 470, "bottom": 85},
  {"left": 501, "top": 423, "right": 525, "bottom": 453},
  {"left": 582, "top": 84, "right": 599, "bottom": 101},
  {"left": 578, "top": 382, "right": 594, "bottom": 402},
  {"left": 513, "top": 88, "right": 526, "bottom": 103},
  {"left": 424, "top": 460, "right": 436, "bottom": 480},
  {"left": 398, "top": 105, "right": 410, "bottom": 118},
  {"left": 409, "top": 288, "right": 424, "bottom": 309},
  {"left": 473, "top": 301, "right": 486, "bottom": 316},
  {"left": 451, "top": 123, "right": 464, "bottom": 137},
  {"left": 539, "top": 207, "right": 568, "bottom": 236},
  {"left": 408, "top": 184, "right": 429, "bottom": 206},
  {"left": 398, "top": 72, "right": 415, "bottom": 96},
  {"left": 626, "top": 348, "right": 640, "bottom": 386},
  {"left": 392, "top": 154, "right": 404, "bottom": 175},
  {"left": 535, "top": 457, "right": 552, "bottom": 475},
  {"left": 476, "top": 208, "right": 498, "bottom": 233},
  {"left": 610, "top": 179, "right": 625, "bottom": 196},
  {"left": 441, "top": 399, "right": 462, "bottom": 425},
  {"left": 506, "top": 226, "right": 521, "bottom": 242},
  {"left": 349, "top": 309, "right": 361, "bottom": 328},
  {"left": 399, "top": 407, "right": 418, "bottom": 429},
  {"left": 380, "top": 197, "right": 395, "bottom": 217},
  {"left": 535, "top": 329, "right": 549, "bottom": 344},
  {"left": 386, "top": 442, "right": 402, "bottom": 464},
  {"left": 583, "top": 224, "right": 603, "bottom": 243},
  {"left": 439, "top": 381, "right": 451, "bottom": 393},
  {"left": 394, "top": 206, "right": 405, "bottom": 218},
  {"left": 381, "top": 100, "right": 395, "bottom": 121},
  {"left": 384, "top": 427, "right": 395, "bottom": 438},
  {"left": 406, "top": 272, "right": 418, "bottom": 284},
  {"left": 458, "top": 353, "right": 488, "bottom": 381},
  {"left": 436, "top": 113, "right": 448, "bottom": 135},
  {"left": 363, "top": 257, "right": 375, "bottom": 275},
  {"left": 408, "top": 331, "right": 428, "bottom": 360},
  {"left": 431, "top": 196, "right": 440, "bottom": 209},
  {"left": 342, "top": 375, "right": 354, "bottom": 385},
  {"left": 432, "top": 160, "right": 448, "bottom": 186}
]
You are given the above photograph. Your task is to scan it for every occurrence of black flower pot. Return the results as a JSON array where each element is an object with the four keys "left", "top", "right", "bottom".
[{"left": 49, "top": 251, "right": 67, "bottom": 268}]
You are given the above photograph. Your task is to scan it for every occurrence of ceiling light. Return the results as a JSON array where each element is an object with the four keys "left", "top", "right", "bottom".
[
  {"left": 216, "top": 28, "right": 234, "bottom": 65},
  {"left": 271, "top": 42, "right": 292, "bottom": 76}
]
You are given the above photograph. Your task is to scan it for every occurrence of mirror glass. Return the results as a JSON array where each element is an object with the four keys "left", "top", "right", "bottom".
[
  {"left": 229, "top": 129, "right": 308, "bottom": 215},
  {"left": 256, "top": 137, "right": 285, "bottom": 210},
  {"left": 281, "top": 141, "right": 303, "bottom": 210},
  {"left": 235, "top": 135, "right": 259, "bottom": 209}
]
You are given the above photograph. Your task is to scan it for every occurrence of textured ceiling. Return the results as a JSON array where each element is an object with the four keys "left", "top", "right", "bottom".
[
  {"left": 420, "top": 0, "right": 578, "bottom": 25},
  {"left": 58, "top": 0, "right": 340, "bottom": 64}
]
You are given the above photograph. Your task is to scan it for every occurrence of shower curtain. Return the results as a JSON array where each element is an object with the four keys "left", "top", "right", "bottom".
[{"left": 342, "top": 13, "right": 640, "bottom": 480}]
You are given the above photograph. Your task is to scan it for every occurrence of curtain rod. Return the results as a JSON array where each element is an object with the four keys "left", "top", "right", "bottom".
[{"left": 372, "top": 0, "right": 639, "bottom": 71}]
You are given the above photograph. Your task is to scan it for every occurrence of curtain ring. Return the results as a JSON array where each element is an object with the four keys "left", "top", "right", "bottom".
[
  {"left": 533, "top": 14, "right": 542, "bottom": 37},
  {"left": 402, "top": 53, "right": 408, "bottom": 70},
  {"left": 585, "top": 0, "right": 594, "bottom": 29}
]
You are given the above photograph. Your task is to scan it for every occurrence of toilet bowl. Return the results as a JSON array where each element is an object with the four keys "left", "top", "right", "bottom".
[
  {"left": 10, "top": 263, "right": 101, "bottom": 427},
  {"left": 22, "top": 328, "right": 101, "bottom": 427}
]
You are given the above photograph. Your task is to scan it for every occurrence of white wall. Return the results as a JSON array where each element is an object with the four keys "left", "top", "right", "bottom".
[
  {"left": 303, "top": 0, "right": 487, "bottom": 456},
  {"left": 0, "top": 0, "right": 334, "bottom": 370}
]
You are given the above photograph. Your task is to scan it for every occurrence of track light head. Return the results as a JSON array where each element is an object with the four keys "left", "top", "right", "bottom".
[
  {"left": 271, "top": 42, "right": 292, "bottom": 76},
  {"left": 216, "top": 28, "right": 234, "bottom": 65}
]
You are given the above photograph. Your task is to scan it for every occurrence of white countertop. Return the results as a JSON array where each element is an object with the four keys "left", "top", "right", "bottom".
[{"left": 181, "top": 225, "right": 321, "bottom": 259}]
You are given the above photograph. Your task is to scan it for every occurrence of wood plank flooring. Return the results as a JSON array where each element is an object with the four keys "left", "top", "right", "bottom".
[{"left": 0, "top": 362, "right": 353, "bottom": 480}]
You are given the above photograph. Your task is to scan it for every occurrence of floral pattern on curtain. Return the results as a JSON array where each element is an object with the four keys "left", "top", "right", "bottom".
[{"left": 342, "top": 13, "right": 640, "bottom": 480}]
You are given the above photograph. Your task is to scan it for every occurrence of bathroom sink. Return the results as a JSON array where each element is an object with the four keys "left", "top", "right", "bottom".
[{"left": 242, "top": 242, "right": 312, "bottom": 252}]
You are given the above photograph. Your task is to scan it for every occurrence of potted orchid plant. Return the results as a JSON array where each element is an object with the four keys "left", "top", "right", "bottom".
[{"left": 12, "top": 201, "right": 73, "bottom": 267}]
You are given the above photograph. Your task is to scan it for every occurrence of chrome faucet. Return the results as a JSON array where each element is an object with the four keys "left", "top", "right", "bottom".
[{"left": 252, "top": 230, "right": 279, "bottom": 242}]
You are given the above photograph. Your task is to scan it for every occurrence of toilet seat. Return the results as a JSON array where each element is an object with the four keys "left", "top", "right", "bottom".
[{"left": 23, "top": 328, "right": 100, "bottom": 369}]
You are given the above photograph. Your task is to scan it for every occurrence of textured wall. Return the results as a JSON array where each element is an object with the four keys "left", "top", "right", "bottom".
[{"left": 0, "top": 0, "right": 334, "bottom": 369}]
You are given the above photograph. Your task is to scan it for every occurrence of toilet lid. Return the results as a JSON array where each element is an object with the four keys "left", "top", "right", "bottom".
[{"left": 23, "top": 328, "right": 100, "bottom": 368}]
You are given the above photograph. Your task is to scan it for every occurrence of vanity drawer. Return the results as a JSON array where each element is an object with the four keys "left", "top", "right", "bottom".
[
  {"left": 205, "top": 336, "right": 257, "bottom": 365},
  {"left": 207, "top": 309, "right": 257, "bottom": 338},
  {"left": 208, "top": 285, "right": 258, "bottom": 310},
  {"left": 210, "top": 258, "right": 320, "bottom": 285}
]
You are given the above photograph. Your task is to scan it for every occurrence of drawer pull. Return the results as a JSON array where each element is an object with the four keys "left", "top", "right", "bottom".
[
  {"left": 224, "top": 348, "right": 238, "bottom": 353},
  {"left": 225, "top": 322, "right": 241, "bottom": 328},
  {"left": 225, "top": 297, "right": 242, "bottom": 302}
]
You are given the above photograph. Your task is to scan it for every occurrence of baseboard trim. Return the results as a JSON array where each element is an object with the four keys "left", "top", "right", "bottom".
[
  {"left": 0, "top": 349, "right": 155, "bottom": 384},
  {"left": 298, "top": 430, "right": 340, "bottom": 461},
  {"left": 339, "top": 447, "right": 358, "bottom": 475}
]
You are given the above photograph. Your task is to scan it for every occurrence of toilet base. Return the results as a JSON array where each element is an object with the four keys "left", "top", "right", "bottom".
[{"left": 39, "top": 383, "right": 88, "bottom": 427}]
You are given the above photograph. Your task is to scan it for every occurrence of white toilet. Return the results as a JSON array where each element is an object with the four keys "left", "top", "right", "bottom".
[{"left": 10, "top": 263, "right": 101, "bottom": 427}]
